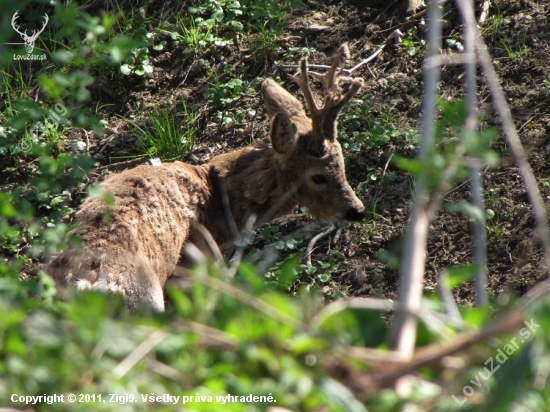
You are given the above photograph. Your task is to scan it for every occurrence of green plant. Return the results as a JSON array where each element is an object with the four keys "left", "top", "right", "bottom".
[
  {"left": 339, "top": 94, "right": 415, "bottom": 153},
  {"left": 120, "top": 27, "right": 166, "bottom": 76},
  {"left": 188, "top": 0, "right": 245, "bottom": 30},
  {"left": 125, "top": 101, "right": 197, "bottom": 161},
  {"left": 283, "top": 46, "right": 317, "bottom": 60},
  {"left": 115, "top": 0, "right": 151, "bottom": 31},
  {"left": 215, "top": 109, "right": 248, "bottom": 130},
  {"left": 0, "top": 64, "right": 34, "bottom": 157},
  {"left": 402, "top": 27, "right": 425, "bottom": 57},
  {"left": 314, "top": 249, "right": 346, "bottom": 283},
  {"left": 0, "top": 1, "right": 138, "bottom": 260},
  {"left": 241, "top": 0, "right": 304, "bottom": 30},
  {"left": 487, "top": 2, "right": 506, "bottom": 34},
  {"left": 187, "top": 0, "right": 303, "bottom": 33},
  {"left": 248, "top": 22, "right": 285, "bottom": 62},
  {"left": 168, "top": 13, "right": 234, "bottom": 56},
  {"left": 205, "top": 73, "right": 256, "bottom": 108},
  {"left": 500, "top": 36, "right": 528, "bottom": 61},
  {"left": 1, "top": 63, "right": 32, "bottom": 110}
]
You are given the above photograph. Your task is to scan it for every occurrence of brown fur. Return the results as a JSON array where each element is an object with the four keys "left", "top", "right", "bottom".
[{"left": 49, "top": 46, "right": 366, "bottom": 310}]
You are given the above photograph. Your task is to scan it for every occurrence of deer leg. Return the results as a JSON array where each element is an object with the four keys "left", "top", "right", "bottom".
[{"left": 75, "top": 254, "right": 166, "bottom": 311}]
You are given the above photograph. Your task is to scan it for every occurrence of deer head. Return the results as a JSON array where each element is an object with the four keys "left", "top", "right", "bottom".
[
  {"left": 261, "top": 44, "right": 366, "bottom": 222},
  {"left": 11, "top": 11, "right": 49, "bottom": 54}
]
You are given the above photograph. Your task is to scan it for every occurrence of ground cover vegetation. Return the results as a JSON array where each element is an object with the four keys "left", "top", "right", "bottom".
[{"left": 1, "top": 0, "right": 550, "bottom": 410}]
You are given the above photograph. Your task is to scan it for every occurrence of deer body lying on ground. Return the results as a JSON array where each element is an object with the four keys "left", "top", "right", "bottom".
[{"left": 49, "top": 44, "right": 366, "bottom": 310}]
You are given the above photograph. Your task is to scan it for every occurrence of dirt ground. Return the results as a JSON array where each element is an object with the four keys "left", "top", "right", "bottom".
[
  {"left": 91, "top": 0, "right": 550, "bottom": 304},
  {"left": 10, "top": 0, "right": 550, "bottom": 305}
]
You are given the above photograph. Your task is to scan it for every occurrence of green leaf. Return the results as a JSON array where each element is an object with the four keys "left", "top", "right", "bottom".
[
  {"left": 228, "top": 20, "right": 244, "bottom": 30},
  {"left": 303, "top": 265, "right": 317, "bottom": 275},
  {"left": 462, "top": 306, "right": 491, "bottom": 328},
  {"left": 120, "top": 64, "right": 133, "bottom": 75},
  {"left": 320, "top": 378, "right": 368, "bottom": 412},
  {"left": 445, "top": 265, "right": 478, "bottom": 289},
  {"left": 212, "top": 7, "right": 225, "bottom": 22},
  {"left": 485, "top": 343, "right": 534, "bottom": 410},
  {"left": 52, "top": 50, "right": 74, "bottom": 65},
  {"left": 393, "top": 156, "right": 424, "bottom": 175},
  {"left": 317, "top": 273, "right": 330, "bottom": 282},
  {"left": 141, "top": 60, "right": 154, "bottom": 73}
]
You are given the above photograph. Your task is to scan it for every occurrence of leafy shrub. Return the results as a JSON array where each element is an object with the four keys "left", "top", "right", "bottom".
[{"left": 2, "top": 2, "right": 550, "bottom": 412}]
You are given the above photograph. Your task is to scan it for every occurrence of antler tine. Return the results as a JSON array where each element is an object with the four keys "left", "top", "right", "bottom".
[
  {"left": 325, "top": 78, "right": 363, "bottom": 120},
  {"left": 291, "top": 43, "right": 363, "bottom": 142},
  {"left": 291, "top": 57, "right": 323, "bottom": 118},
  {"left": 11, "top": 11, "right": 26, "bottom": 37},
  {"left": 31, "top": 13, "right": 49, "bottom": 40},
  {"left": 307, "top": 71, "right": 331, "bottom": 93},
  {"left": 326, "top": 43, "right": 349, "bottom": 95},
  {"left": 305, "top": 44, "right": 349, "bottom": 97},
  {"left": 40, "top": 13, "right": 49, "bottom": 32}
]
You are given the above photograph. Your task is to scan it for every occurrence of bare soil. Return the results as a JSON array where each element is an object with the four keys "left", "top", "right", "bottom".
[
  {"left": 83, "top": 0, "right": 550, "bottom": 304},
  {"left": 10, "top": 0, "right": 550, "bottom": 305}
]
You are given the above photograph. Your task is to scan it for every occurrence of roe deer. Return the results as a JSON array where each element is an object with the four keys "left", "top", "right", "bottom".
[{"left": 49, "top": 44, "right": 366, "bottom": 311}]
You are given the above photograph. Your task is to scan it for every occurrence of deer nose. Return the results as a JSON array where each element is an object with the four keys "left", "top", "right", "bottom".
[{"left": 343, "top": 207, "right": 366, "bottom": 222}]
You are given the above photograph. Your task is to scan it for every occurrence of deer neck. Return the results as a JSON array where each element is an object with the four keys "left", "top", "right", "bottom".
[{"left": 202, "top": 143, "right": 298, "bottom": 246}]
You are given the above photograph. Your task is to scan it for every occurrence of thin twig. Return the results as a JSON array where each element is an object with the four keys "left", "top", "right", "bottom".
[
  {"left": 176, "top": 319, "right": 238, "bottom": 350},
  {"left": 96, "top": 157, "right": 148, "bottom": 173},
  {"left": 346, "top": 45, "right": 386, "bottom": 75},
  {"left": 438, "top": 269, "right": 463, "bottom": 325},
  {"left": 226, "top": 214, "right": 257, "bottom": 279},
  {"left": 113, "top": 329, "right": 167, "bottom": 378},
  {"left": 459, "top": 0, "right": 488, "bottom": 306},
  {"left": 391, "top": 0, "right": 444, "bottom": 362},
  {"left": 471, "top": 160, "right": 488, "bottom": 304},
  {"left": 174, "top": 267, "right": 304, "bottom": 330},
  {"left": 478, "top": 0, "right": 490, "bottom": 25},
  {"left": 84, "top": 129, "right": 90, "bottom": 154},
  {"left": 144, "top": 357, "right": 185, "bottom": 381},
  {"left": 277, "top": 42, "right": 385, "bottom": 76},
  {"left": 218, "top": 176, "right": 240, "bottom": 243},
  {"left": 515, "top": 277, "right": 550, "bottom": 311},
  {"left": 189, "top": 221, "right": 225, "bottom": 264},
  {"left": 304, "top": 223, "right": 336, "bottom": 266},
  {"left": 313, "top": 297, "right": 395, "bottom": 327},
  {"left": 369, "top": 310, "right": 525, "bottom": 392}
]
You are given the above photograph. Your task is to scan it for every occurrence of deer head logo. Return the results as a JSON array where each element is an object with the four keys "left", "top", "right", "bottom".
[{"left": 11, "top": 11, "right": 49, "bottom": 54}]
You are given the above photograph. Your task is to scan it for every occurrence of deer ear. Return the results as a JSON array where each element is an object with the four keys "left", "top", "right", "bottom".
[
  {"left": 270, "top": 112, "right": 298, "bottom": 155},
  {"left": 262, "top": 79, "right": 305, "bottom": 120}
]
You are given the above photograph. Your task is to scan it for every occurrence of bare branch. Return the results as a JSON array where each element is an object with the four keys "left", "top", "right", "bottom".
[
  {"left": 478, "top": 0, "right": 491, "bottom": 25},
  {"left": 458, "top": 0, "right": 488, "bottom": 306},
  {"left": 278, "top": 37, "right": 387, "bottom": 76},
  {"left": 391, "top": 0, "right": 445, "bottom": 361},
  {"left": 438, "top": 270, "right": 463, "bottom": 326},
  {"left": 113, "top": 330, "right": 167, "bottom": 378},
  {"left": 370, "top": 310, "right": 525, "bottom": 392},
  {"left": 304, "top": 223, "right": 336, "bottom": 266}
]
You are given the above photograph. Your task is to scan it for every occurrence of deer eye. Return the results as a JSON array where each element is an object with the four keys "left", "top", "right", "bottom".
[{"left": 311, "top": 174, "right": 328, "bottom": 185}]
